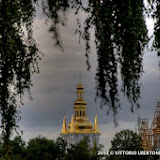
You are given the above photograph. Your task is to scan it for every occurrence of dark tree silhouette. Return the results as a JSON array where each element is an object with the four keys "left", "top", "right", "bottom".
[
  {"left": 0, "top": 0, "right": 41, "bottom": 157},
  {"left": 66, "top": 136, "right": 102, "bottom": 160},
  {"left": 26, "top": 136, "right": 67, "bottom": 160},
  {"left": 109, "top": 129, "right": 147, "bottom": 160}
]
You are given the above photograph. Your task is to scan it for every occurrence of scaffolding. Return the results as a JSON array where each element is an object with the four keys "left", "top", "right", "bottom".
[
  {"left": 140, "top": 119, "right": 152, "bottom": 150},
  {"left": 150, "top": 102, "right": 160, "bottom": 150},
  {"left": 140, "top": 102, "right": 160, "bottom": 150}
]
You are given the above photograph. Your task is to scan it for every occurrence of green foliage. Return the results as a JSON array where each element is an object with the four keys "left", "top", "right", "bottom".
[
  {"left": 0, "top": 136, "right": 26, "bottom": 160},
  {"left": 66, "top": 137, "right": 91, "bottom": 160},
  {"left": 0, "top": 0, "right": 40, "bottom": 154},
  {"left": 90, "top": 142, "right": 103, "bottom": 160},
  {"left": 0, "top": 135, "right": 103, "bottom": 160},
  {"left": 109, "top": 129, "right": 148, "bottom": 160},
  {"left": 10, "top": 136, "right": 26, "bottom": 160},
  {"left": 110, "top": 130, "right": 142, "bottom": 151},
  {"left": 26, "top": 136, "right": 67, "bottom": 160},
  {"left": 66, "top": 136, "right": 102, "bottom": 160},
  {"left": 56, "top": 137, "right": 67, "bottom": 159}
]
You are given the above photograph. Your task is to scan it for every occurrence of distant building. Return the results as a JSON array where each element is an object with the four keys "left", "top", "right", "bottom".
[
  {"left": 60, "top": 82, "right": 101, "bottom": 147},
  {"left": 140, "top": 102, "right": 160, "bottom": 151}
]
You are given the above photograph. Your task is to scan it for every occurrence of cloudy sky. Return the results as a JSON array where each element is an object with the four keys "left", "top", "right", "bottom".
[{"left": 17, "top": 4, "right": 160, "bottom": 150}]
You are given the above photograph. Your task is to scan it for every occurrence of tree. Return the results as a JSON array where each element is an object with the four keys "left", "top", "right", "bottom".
[
  {"left": 90, "top": 141, "right": 104, "bottom": 160},
  {"left": 10, "top": 136, "right": 26, "bottom": 160},
  {"left": 56, "top": 137, "right": 67, "bottom": 160},
  {"left": 0, "top": 0, "right": 40, "bottom": 157},
  {"left": 26, "top": 136, "right": 67, "bottom": 160},
  {"left": 66, "top": 136, "right": 102, "bottom": 160},
  {"left": 66, "top": 137, "right": 91, "bottom": 160},
  {"left": 108, "top": 129, "right": 147, "bottom": 160},
  {"left": 0, "top": 136, "right": 26, "bottom": 160}
]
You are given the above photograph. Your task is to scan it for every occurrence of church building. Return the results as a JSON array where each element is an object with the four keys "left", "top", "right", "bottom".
[{"left": 60, "top": 81, "right": 101, "bottom": 147}]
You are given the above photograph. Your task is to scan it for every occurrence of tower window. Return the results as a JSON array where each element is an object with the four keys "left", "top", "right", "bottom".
[{"left": 80, "top": 93, "right": 82, "bottom": 99}]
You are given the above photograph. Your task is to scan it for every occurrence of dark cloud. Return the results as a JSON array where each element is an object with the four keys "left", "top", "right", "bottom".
[{"left": 17, "top": 10, "right": 160, "bottom": 150}]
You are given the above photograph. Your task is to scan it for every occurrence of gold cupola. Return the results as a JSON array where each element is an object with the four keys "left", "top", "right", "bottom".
[
  {"left": 68, "top": 82, "right": 94, "bottom": 133},
  {"left": 60, "top": 79, "right": 101, "bottom": 147}
]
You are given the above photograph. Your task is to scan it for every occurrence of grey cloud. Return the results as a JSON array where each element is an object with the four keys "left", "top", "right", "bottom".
[{"left": 17, "top": 7, "right": 160, "bottom": 151}]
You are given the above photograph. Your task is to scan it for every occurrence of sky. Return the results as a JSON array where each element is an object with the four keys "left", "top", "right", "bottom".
[{"left": 16, "top": 4, "right": 160, "bottom": 150}]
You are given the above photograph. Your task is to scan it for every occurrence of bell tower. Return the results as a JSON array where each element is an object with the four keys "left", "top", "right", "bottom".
[
  {"left": 75, "top": 83, "right": 86, "bottom": 118},
  {"left": 68, "top": 82, "right": 93, "bottom": 131},
  {"left": 60, "top": 80, "right": 101, "bottom": 147}
]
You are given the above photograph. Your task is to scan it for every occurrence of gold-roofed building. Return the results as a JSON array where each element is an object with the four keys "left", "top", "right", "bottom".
[{"left": 60, "top": 82, "right": 101, "bottom": 147}]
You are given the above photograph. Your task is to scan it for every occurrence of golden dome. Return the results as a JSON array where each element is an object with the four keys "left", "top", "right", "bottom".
[
  {"left": 62, "top": 81, "right": 101, "bottom": 134},
  {"left": 76, "top": 83, "right": 84, "bottom": 89}
]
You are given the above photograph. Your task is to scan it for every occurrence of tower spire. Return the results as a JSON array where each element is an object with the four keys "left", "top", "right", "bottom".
[
  {"left": 61, "top": 113, "right": 67, "bottom": 134},
  {"left": 69, "top": 114, "right": 76, "bottom": 133},
  {"left": 94, "top": 113, "right": 100, "bottom": 133},
  {"left": 76, "top": 78, "right": 84, "bottom": 100},
  {"left": 80, "top": 72, "right": 81, "bottom": 83}
]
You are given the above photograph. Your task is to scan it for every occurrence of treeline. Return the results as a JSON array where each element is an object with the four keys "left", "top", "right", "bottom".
[
  {"left": 0, "top": 136, "right": 102, "bottom": 160},
  {"left": 0, "top": 129, "right": 158, "bottom": 160}
]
